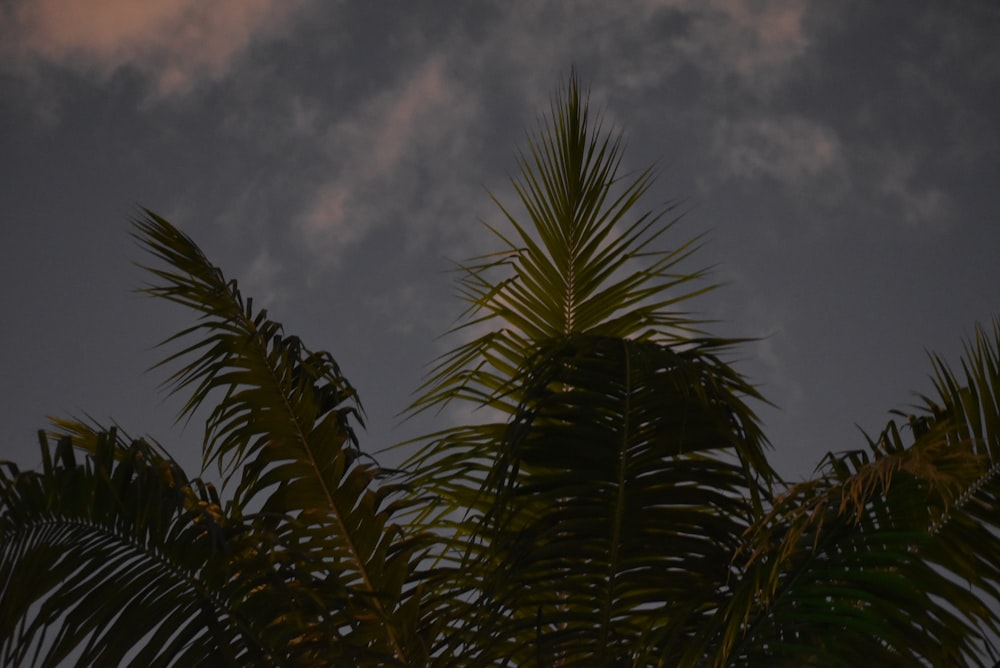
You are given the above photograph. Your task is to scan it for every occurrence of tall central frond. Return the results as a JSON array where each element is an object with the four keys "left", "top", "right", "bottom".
[
  {"left": 409, "top": 72, "right": 714, "bottom": 424},
  {"left": 400, "top": 72, "right": 775, "bottom": 666},
  {"left": 499, "top": 74, "right": 707, "bottom": 342}
]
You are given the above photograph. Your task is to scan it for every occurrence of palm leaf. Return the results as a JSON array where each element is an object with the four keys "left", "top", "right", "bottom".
[
  {"left": 399, "top": 72, "right": 776, "bottom": 665},
  {"left": 714, "top": 321, "right": 1000, "bottom": 667},
  {"left": 447, "top": 334, "right": 772, "bottom": 665},
  {"left": 401, "top": 69, "right": 752, "bottom": 531},
  {"left": 133, "top": 211, "right": 430, "bottom": 663},
  {"left": 407, "top": 70, "right": 713, "bottom": 423},
  {"left": 0, "top": 428, "right": 273, "bottom": 666}
]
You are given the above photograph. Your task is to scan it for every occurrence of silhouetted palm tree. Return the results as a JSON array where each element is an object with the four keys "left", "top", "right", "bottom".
[{"left": 2, "top": 73, "right": 999, "bottom": 667}]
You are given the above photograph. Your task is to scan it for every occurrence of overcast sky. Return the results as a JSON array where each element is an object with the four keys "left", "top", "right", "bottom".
[{"left": 1, "top": 0, "right": 998, "bottom": 482}]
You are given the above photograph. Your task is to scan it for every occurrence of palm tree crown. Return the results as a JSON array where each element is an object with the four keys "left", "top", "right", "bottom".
[{"left": 2, "top": 72, "right": 999, "bottom": 667}]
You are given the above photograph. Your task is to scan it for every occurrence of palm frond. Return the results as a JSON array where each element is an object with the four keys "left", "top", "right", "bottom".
[
  {"left": 399, "top": 72, "right": 776, "bottom": 665},
  {"left": 133, "top": 211, "right": 430, "bottom": 663},
  {"left": 713, "top": 321, "right": 1000, "bottom": 667},
  {"left": 0, "top": 428, "right": 270, "bottom": 666},
  {"left": 446, "top": 334, "right": 773, "bottom": 665},
  {"left": 407, "top": 70, "right": 714, "bottom": 423},
  {"left": 400, "top": 68, "right": 756, "bottom": 534}
]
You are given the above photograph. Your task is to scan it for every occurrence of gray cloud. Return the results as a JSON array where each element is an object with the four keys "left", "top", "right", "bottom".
[
  {"left": 713, "top": 115, "right": 843, "bottom": 184},
  {"left": 294, "top": 54, "right": 481, "bottom": 266}
]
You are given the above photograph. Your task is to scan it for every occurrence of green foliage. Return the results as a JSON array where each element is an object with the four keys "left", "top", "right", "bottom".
[
  {"left": 724, "top": 408, "right": 1000, "bottom": 667},
  {"left": 2, "top": 73, "right": 999, "bottom": 666},
  {"left": 423, "top": 335, "right": 774, "bottom": 665},
  {"left": 133, "top": 213, "right": 432, "bottom": 664},
  {"left": 0, "top": 428, "right": 267, "bottom": 666}
]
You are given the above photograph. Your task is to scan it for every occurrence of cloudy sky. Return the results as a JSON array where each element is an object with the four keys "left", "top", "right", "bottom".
[{"left": 1, "top": 0, "right": 998, "bottom": 482}]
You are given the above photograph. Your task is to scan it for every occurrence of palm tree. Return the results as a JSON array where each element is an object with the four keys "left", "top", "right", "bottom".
[
  {"left": 2, "top": 72, "right": 999, "bottom": 666},
  {"left": 398, "top": 75, "right": 776, "bottom": 665},
  {"left": 0, "top": 214, "right": 431, "bottom": 666}
]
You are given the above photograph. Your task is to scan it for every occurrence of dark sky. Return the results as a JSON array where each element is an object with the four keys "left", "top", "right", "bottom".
[{"left": 1, "top": 0, "right": 998, "bottom": 482}]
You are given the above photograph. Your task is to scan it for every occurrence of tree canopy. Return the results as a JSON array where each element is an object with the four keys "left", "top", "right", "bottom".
[{"left": 2, "top": 73, "right": 999, "bottom": 667}]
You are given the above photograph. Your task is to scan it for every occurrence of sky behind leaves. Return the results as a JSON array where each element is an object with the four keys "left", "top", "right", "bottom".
[{"left": 1, "top": 0, "right": 998, "bottom": 480}]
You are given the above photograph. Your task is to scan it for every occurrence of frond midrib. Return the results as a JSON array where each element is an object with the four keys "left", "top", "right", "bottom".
[{"left": 136, "top": 212, "right": 408, "bottom": 661}]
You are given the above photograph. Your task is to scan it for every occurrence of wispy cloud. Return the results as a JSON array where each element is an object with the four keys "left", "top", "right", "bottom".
[
  {"left": 566, "top": 0, "right": 814, "bottom": 98},
  {"left": 668, "top": 0, "right": 812, "bottom": 92},
  {"left": 871, "top": 150, "right": 953, "bottom": 229},
  {"left": 240, "top": 247, "right": 287, "bottom": 309},
  {"left": 296, "top": 55, "right": 478, "bottom": 263},
  {"left": 713, "top": 116, "right": 843, "bottom": 184},
  {"left": 1, "top": 0, "right": 311, "bottom": 97},
  {"left": 289, "top": 1, "right": 823, "bottom": 269}
]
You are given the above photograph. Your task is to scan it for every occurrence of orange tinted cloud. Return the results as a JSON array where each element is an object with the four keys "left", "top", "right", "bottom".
[{"left": 3, "top": 0, "right": 311, "bottom": 95}]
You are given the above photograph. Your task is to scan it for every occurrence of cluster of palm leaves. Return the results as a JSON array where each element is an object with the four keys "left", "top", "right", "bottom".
[{"left": 2, "top": 74, "right": 999, "bottom": 666}]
